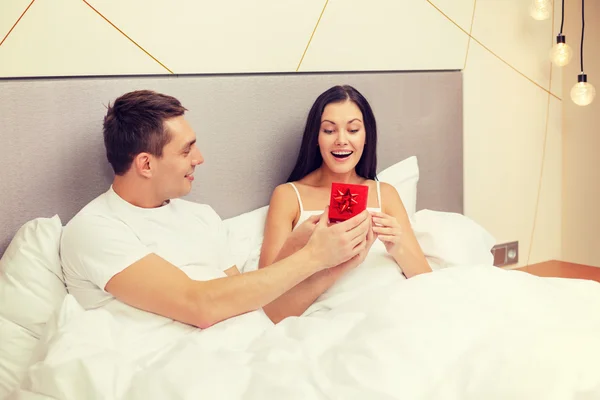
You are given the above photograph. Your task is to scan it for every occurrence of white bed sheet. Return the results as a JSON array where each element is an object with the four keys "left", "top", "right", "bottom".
[{"left": 11, "top": 265, "right": 600, "bottom": 400}]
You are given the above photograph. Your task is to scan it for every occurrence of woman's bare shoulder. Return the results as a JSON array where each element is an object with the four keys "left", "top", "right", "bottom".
[
  {"left": 378, "top": 181, "right": 397, "bottom": 194},
  {"left": 377, "top": 181, "right": 408, "bottom": 215},
  {"left": 271, "top": 182, "right": 297, "bottom": 202},
  {"left": 267, "top": 183, "right": 300, "bottom": 225}
]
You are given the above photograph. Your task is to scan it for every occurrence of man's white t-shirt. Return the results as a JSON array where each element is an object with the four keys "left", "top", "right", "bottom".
[{"left": 60, "top": 186, "right": 235, "bottom": 310}]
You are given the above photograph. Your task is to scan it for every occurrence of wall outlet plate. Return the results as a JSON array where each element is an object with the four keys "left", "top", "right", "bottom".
[{"left": 491, "top": 241, "right": 519, "bottom": 266}]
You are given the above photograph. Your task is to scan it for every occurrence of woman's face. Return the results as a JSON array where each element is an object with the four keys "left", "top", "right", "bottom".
[{"left": 318, "top": 100, "right": 366, "bottom": 175}]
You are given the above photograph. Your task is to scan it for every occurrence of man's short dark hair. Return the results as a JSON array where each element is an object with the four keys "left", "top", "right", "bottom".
[{"left": 103, "top": 90, "right": 187, "bottom": 175}]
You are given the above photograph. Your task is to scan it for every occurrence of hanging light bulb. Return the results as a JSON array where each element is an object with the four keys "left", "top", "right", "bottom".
[
  {"left": 570, "top": 0, "right": 595, "bottom": 106},
  {"left": 571, "top": 74, "right": 596, "bottom": 106},
  {"left": 551, "top": 1, "right": 571, "bottom": 67},
  {"left": 530, "top": 0, "right": 551, "bottom": 20},
  {"left": 550, "top": 34, "right": 573, "bottom": 66}
]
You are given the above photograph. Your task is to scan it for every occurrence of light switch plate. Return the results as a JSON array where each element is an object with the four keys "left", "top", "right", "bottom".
[{"left": 491, "top": 241, "right": 519, "bottom": 266}]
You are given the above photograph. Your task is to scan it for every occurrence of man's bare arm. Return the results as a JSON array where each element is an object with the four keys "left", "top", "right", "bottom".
[
  {"left": 105, "top": 210, "right": 370, "bottom": 328},
  {"left": 258, "top": 184, "right": 373, "bottom": 323},
  {"left": 262, "top": 219, "right": 375, "bottom": 323}
]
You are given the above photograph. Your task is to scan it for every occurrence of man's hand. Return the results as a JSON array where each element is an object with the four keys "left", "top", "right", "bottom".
[
  {"left": 305, "top": 207, "right": 371, "bottom": 271},
  {"left": 327, "top": 214, "right": 377, "bottom": 275},
  {"left": 287, "top": 214, "right": 321, "bottom": 250}
]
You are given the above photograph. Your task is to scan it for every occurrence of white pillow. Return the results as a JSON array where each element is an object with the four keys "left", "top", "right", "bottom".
[
  {"left": 0, "top": 215, "right": 67, "bottom": 337},
  {"left": 412, "top": 209, "right": 496, "bottom": 269},
  {"left": 223, "top": 206, "right": 269, "bottom": 272},
  {"left": 0, "top": 215, "right": 66, "bottom": 398},
  {"left": 377, "top": 156, "right": 419, "bottom": 219}
]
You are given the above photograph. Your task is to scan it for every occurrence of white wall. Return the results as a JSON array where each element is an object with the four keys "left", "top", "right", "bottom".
[
  {"left": 0, "top": 0, "right": 564, "bottom": 267},
  {"left": 562, "top": 0, "right": 600, "bottom": 267}
]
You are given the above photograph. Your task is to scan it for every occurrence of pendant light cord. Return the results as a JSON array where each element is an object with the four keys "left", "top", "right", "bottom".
[
  {"left": 580, "top": 0, "right": 585, "bottom": 72},
  {"left": 560, "top": 0, "right": 565, "bottom": 34}
]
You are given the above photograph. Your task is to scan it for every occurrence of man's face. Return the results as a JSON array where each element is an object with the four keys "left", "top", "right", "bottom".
[{"left": 151, "top": 116, "right": 204, "bottom": 200}]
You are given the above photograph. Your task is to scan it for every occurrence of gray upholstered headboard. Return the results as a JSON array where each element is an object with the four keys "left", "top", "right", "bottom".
[{"left": 0, "top": 71, "right": 463, "bottom": 255}]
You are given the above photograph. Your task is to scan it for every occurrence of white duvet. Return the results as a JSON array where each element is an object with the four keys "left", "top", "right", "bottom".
[{"left": 11, "top": 265, "right": 600, "bottom": 400}]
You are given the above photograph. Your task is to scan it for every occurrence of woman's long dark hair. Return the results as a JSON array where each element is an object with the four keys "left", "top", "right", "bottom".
[{"left": 287, "top": 85, "right": 378, "bottom": 182}]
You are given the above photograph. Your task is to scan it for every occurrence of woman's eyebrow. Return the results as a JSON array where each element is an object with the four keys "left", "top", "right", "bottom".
[{"left": 321, "top": 118, "right": 362, "bottom": 124}]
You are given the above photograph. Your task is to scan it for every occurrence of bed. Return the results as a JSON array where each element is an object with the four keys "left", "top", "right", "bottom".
[{"left": 1, "top": 71, "right": 600, "bottom": 400}]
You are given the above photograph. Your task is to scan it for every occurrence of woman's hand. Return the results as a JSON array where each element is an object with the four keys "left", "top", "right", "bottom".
[{"left": 371, "top": 211, "right": 403, "bottom": 255}]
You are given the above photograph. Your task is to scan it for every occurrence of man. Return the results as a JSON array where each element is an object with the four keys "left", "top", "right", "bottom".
[{"left": 60, "top": 90, "right": 373, "bottom": 328}]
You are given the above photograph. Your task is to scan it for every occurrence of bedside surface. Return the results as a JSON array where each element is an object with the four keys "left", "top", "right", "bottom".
[{"left": 516, "top": 260, "right": 600, "bottom": 283}]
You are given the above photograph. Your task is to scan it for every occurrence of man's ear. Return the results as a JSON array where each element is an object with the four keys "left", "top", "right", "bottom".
[{"left": 133, "top": 152, "right": 153, "bottom": 178}]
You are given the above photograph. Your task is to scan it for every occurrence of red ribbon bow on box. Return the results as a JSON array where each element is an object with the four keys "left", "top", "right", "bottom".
[{"left": 333, "top": 188, "right": 359, "bottom": 214}]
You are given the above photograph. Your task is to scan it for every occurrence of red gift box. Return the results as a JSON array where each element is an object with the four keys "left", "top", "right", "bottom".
[{"left": 328, "top": 182, "right": 369, "bottom": 223}]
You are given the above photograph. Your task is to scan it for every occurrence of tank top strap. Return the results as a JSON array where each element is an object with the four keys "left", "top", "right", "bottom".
[{"left": 287, "top": 182, "right": 304, "bottom": 213}]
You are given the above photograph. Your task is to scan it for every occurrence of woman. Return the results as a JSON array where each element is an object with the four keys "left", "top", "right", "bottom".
[{"left": 259, "top": 85, "right": 431, "bottom": 323}]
